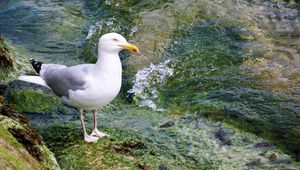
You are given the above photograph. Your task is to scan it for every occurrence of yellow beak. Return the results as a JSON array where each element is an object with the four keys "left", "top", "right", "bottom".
[{"left": 121, "top": 43, "right": 139, "bottom": 53}]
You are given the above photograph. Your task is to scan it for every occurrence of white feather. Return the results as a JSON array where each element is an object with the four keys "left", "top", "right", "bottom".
[{"left": 18, "top": 75, "right": 49, "bottom": 88}]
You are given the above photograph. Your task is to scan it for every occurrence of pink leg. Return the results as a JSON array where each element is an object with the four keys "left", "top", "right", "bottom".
[
  {"left": 90, "top": 110, "right": 109, "bottom": 138},
  {"left": 79, "top": 109, "right": 99, "bottom": 142}
]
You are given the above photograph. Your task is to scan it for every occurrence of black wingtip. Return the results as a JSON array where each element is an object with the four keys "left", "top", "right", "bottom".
[{"left": 30, "top": 59, "right": 43, "bottom": 74}]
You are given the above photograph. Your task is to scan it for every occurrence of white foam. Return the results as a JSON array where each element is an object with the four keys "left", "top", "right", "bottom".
[
  {"left": 86, "top": 21, "right": 102, "bottom": 40},
  {"left": 128, "top": 60, "right": 173, "bottom": 111}
]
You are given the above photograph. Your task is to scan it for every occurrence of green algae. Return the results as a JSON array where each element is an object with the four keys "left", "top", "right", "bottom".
[
  {"left": 38, "top": 145, "right": 61, "bottom": 170},
  {"left": 0, "top": 122, "right": 21, "bottom": 147},
  {"left": 0, "top": 113, "right": 60, "bottom": 170},
  {"left": 0, "top": 122, "right": 41, "bottom": 170},
  {"left": 0, "top": 36, "right": 15, "bottom": 84},
  {"left": 156, "top": 18, "right": 300, "bottom": 158},
  {"left": 0, "top": 145, "right": 39, "bottom": 170},
  {"left": 0, "top": 36, "right": 37, "bottom": 85},
  {"left": 138, "top": 1, "right": 300, "bottom": 160},
  {"left": 0, "top": 34, "right": 12, "bottom": 67},
  {"left": 6, "top": 87, "right": 73, "bottom": 116},
  {"left": 8, "top": 89, "right": 62, "bottom": 113},
  {"left": 31, "top": 104, "right": 300, "bottom": 169},
  {"left": 42, "top": 124, "right": 144, "bottom": 170}
]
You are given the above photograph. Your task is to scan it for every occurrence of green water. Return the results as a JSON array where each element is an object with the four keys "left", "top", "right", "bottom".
[
  {"left": 1, "top": 0, "right": 300, "bottom": 169},
  {"left": 160, "top": 20, "right": 300, "bottom": 159}
]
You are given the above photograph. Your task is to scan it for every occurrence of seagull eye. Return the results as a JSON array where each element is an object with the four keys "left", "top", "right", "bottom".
[{"left": 112, "top": 38, "right": 119, "bottom": 42}]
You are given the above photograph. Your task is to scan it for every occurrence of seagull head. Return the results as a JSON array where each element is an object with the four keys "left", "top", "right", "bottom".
[{"left": 99, "top": 33, "right": 139, "bottom": 54}]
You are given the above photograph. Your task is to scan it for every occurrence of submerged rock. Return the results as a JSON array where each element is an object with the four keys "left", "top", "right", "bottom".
[
  {"left": 108, "top": 140, "right": 148, "bottom": 156},
  {"left": 268, "top": 152, "right": 278, "bottom": 161},
  {"left": 254, "top": 141, "right": 274, "bottom": 148},
  {"left": 36, "top": 106, "right": 300, "bottom": 169},
  {"left": 273, "top": 158, "right": 292, "bottom": 164},
  {"left": 215, "top": 127, "right": 232, "bottom": 146},
  {"left": 245, "top": 158, "right": 261, "bottom": 168},
  {"left": 159, "top": 121, "right": 175, "bottom": 128},
  {"left": 159, "top": 164, "right": 168, "bottom": 170}
]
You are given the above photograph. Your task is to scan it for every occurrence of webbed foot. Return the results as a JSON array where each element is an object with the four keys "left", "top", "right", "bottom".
[{"left": 91, "top": 129, "right": 109, "bottom": 138}]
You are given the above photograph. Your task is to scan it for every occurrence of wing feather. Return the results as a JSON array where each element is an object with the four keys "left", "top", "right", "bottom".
[{"left": 41, "top": 64, "right": 92, "bottom": 97}]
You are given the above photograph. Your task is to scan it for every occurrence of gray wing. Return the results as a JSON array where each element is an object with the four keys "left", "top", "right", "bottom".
[{"left": 41, "top": 64, "right": 92, "bottom": 97}]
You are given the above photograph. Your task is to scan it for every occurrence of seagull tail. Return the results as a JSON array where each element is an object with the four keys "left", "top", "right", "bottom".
[
  {"left": 30, "top": 59, "right": 43, "bottom": 74},
  {"left": 18, "top": 75, "right": 49, "bottom": 88}
]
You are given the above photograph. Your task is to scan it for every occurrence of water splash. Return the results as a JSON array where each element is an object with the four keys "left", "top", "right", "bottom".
[
  {"left": 86, "top": 20, "right": 121, "bottom": 40},
  {"left": 86, "top": 18, "right": 138, "bottom": 41},
  {"left": 128, "top": 60, "right": 173, "bottom": 111},
  {"left": 86, "top": 21, "right": 102, "bottom": 40}
]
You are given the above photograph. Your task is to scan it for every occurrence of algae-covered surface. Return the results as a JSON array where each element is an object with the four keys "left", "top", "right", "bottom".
[
  {"left": 28, "top": 103, "right": 300, "bottom": 169},
  {"left": 1, "top": 0, "right": 300, "bottom": 169},
  {"left": 0, "top": 105, "right": 59, "bottom": 170}
]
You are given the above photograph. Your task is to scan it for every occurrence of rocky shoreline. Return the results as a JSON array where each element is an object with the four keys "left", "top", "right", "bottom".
[{"left": 0, "top": 98, "right": 60, "bottom": 169}]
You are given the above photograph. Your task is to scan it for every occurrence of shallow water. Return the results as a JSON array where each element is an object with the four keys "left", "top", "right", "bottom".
[
  {"left": 0, "top": 0, "right": 87, "bottom": 65},
  {"left": 124, "top": 0, "right": 300, "bottom": 159},
  {"left": 130, "top": 0, "right": 300, "bottom": 158},
  {"left": 1, "top": 0, "right": 300, "bottom": 168}
]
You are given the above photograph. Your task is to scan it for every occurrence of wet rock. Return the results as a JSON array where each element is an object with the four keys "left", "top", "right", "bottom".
[
  {"left": 135, "top": 161, "right": 149, "bottom": 170},
  {"left": 274, "top": 159, "right": 291, "bottom": 164},
  {"left": 8, "top": 127, "right": 43, "bottom": 161},
  {"left": 215, "top": 127, "right": 232, "bottom": 145},
  {"left": 109, "top": 143, "right": 130, "bottom": 155},
  {"left": 0, "top": 34, "right": 13, "bottom": 68},
  {"left": 242, "top": 137, "right": 251, "bottom": 144},
  {"left": 7, "top": 88, "right": 62, "bottom": 113},
  {"left": 254, "top": 142, "right": 274, "bottom": 148},
  {"left": 159, "top": 164, "right": 167, "bottom": 170},
  {"left": 268, "top": 152, "right": 277, "bottom": 161},
  {"left": 123, "top": 140, "right": 148, "bottom": 149},
  {"left": 0, "top": 104, "right": 59, "bottom": 169},
  {"left": 245, "top": 159, "right": 261, "bottom": 168},
  {"left": 0, "top": 95, "right": 3, "bottom": 105},
  {"left": 293, "top": 149, "right": 300, "bottom": 161},
  {"left": 184, "top": 155, "right": 198, "bottom": 164},
  {"left": 199, "top": 112, "right": 224, "bottom": 121},
  {"left": 0, "top": 105, "right": 29, "bottom": 124},
  {"left": 159, "top": 121, "right": 175, "bottom": 128},
  {"left": 0, "top": 105, "right": 43, "bottom": 161},
  {"left": 109, "top": 140, "right": 147, "bottom": 156},
  {"left": 258, "top": 151, "right": 267, "bottom": 156}
]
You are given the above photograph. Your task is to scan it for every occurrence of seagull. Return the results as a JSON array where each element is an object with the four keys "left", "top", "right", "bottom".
[{"left": 19, "top": 33, "right": 139, "bottom": 142}]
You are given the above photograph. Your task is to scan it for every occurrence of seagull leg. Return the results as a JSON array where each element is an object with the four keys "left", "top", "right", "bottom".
[
  {"left": 90, "top": 110, "right": 109, "bottom": 138},
  {"left": 80, "top": 109, "right": 99, "bottom": 142}
]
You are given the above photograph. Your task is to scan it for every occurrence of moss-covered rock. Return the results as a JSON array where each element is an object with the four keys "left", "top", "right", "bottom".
[
  {"left": 0, "top": 34, "right": 14, "bottom": 85},
  {"left": 31, "top": 104, "right": 300, "bottom": 170},
  {"left": 3, "top": 81, "right": 74, "bottom": 116},
  {"left": 8, "top": 89, "right": 62, "bottom": 113},
  {"left": 0, "top": 33, "right": 13, "bottom": 68},
  {"left": 0, "top": 105, "right": 60, "bottom": 170},
  {"left": 0, "top": 35, "right": 32, "bottom": 85}
]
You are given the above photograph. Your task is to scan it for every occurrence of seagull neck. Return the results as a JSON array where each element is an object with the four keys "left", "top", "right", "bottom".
[{"left": 95, "top": 51, "right": 121, "bottom": 73}]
